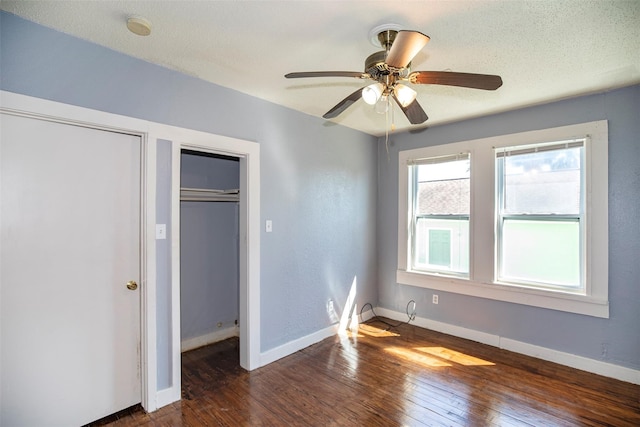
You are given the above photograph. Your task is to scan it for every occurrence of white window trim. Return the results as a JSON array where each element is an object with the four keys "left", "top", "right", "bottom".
[{"left": 397, "top": 120, "right": 609, "bottom": 318}]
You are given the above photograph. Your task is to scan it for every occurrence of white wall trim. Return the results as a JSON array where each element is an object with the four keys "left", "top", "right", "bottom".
[
  {"left": 499, "top": 338, "right": 640, "bottom": 385},
  {"left": 181, "top": 327, "right": 240, "bottom": 353},
  {"left": 375, "top": 307, "right": 640, "bottom": 385},
  {"left": 142, "top": 132, "right": 158, "bottom": 412},
  {"left": 258, "top": 308, "right": 374, "bottom": 368},
  {"left": 169, "top": 141, "right": 183, "bottom": 404},
  {"left": 155, "top": 387, "right": 181, "bottom": 410},
  {"left": 260, "top": 324, "right": 339, "bottom": 367}
]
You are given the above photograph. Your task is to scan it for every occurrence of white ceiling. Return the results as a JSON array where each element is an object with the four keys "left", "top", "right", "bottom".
[{"left": 2, "top": 1, "right": 639, "bottom": 136}]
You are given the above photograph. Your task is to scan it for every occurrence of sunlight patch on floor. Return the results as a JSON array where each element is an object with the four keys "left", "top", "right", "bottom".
[
  {"left": 384, "top": 346, "right": 496, "bottom": 368},
  {"left": 415, "top": 347, "right": 495, "bottom": 366},
  {"left": 355, "top": 324, "right": 400, "bottom": 338},
  {"left": 385, "top": 346, "right": 453, "bottom": 367}
]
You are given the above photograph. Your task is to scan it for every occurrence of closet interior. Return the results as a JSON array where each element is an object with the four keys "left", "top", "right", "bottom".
[{"left": 180, "top": 149, "right": 240, "bottom": 353}]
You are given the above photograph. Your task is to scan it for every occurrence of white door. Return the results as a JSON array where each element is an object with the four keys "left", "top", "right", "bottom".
[{"left": 0, "top": 113, "right": 142, "bottom": 426}]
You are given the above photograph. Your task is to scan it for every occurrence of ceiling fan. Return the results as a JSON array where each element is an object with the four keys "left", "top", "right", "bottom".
[{"left": 285, "top": 25, "right": 503, "bottom": 125}]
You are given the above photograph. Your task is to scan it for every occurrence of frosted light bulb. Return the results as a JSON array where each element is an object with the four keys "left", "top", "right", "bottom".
[
  {"left": 375, "top": 95, "right": 389, "bottom": 114},
  {"left": 362, "top": 83, "right": 383, "bottom": 105},
  {"left": 394, "top": 84, "right": 417, "bottom": 107}
]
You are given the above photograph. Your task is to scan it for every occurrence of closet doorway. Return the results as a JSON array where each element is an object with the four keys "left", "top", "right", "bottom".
[
  {"left": 168, "top": 135, "right": 260, "bottom": 403},
  {"left": 180, "top": 150, "right": 240, "bottom": 354}
]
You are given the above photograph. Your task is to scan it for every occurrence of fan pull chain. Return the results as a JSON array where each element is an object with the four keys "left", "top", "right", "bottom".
[
  {"left": 385, "top": 104, "right": 389, "bottom": 155},
  {"left": 391, "top": 96, "right": 396, "bottom": 131},
  {"left": 384, "top": 96, "right": 393, "bottom": 161}
]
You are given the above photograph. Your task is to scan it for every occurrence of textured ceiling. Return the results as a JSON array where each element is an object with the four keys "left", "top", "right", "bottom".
[{"left": 2, "top": 1, "right": 639, "bottom": 136}]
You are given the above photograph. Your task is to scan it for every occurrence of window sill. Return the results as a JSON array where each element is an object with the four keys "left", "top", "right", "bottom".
[{"left": 397, "top": 269, "right": 609, "bottom": 318}]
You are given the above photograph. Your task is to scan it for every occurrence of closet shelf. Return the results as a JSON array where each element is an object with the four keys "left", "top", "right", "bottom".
[{"left": 180, "top": 187, "right": 239, "bottom": 202}]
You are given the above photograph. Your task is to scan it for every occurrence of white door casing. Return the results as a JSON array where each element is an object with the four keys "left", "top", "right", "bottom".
[{"left": 0, "top": 113, "right": 141, "bottom": 426}]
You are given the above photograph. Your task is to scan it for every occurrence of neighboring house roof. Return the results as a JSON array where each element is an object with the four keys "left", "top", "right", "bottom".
[
  {"left": 418, "top": 169, "right": 580, "bottom": 216},
  {"left": 418, "top": 179, "right": 470, "bottom": 215}
]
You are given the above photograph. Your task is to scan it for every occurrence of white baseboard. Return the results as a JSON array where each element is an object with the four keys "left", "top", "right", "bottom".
[
  {"left": 258, "top": 309, "right": 375, "bottom": 367},
  {"left": 181, "top": 326, "right": 239, "bottom": 353},
  {"left": 499, "top": 337, "right": 640, "bottom": 385},
  {"left": 259, "top": 323, "right": 339, "bottom": 367},
  {"left": 375, "top": 307, "right": 640, "bottom": 385}
]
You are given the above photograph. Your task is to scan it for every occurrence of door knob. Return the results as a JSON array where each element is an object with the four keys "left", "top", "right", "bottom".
[{"left": 126, "top": 280, "right": 138, "bottom": 291}]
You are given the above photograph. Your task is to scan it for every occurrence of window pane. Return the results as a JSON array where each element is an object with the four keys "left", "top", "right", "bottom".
[
  {"left": 500, "top": 219, "right": 580, "bottom": 288},
  {"left": 503, "top": 147, "right": 581, "bottom": 215},
  {"left": 412, "top": 157, "right": 470, "bottom": 276},
  {"left": 417, "top": 158, "right": 470, "bottom": 216},
  {"left": 415, "top": 218, "right": 469, "bottom": 274}
]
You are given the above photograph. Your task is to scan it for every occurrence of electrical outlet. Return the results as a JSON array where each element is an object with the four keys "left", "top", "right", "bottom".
[
  {"left": 155, "top": 224, "right": 167, "bottom": 240},
  {"left": 432, "top": 294, "right": 439, "bottom": 304},
  {"left": 327, "top": 299, "right": 334, "bottom": 312}
]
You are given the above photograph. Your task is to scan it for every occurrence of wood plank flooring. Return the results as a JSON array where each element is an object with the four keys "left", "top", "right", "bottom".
[{"left": 97, "top": 319, "right": 640, "bottom": 426}]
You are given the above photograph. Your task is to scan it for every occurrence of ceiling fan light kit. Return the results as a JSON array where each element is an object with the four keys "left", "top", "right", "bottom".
[{"left": 285, "top": 24, "right": 503, "bottom": 126}]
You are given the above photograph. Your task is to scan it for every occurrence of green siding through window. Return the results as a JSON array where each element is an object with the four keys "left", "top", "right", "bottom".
[{"left": 429, "top": 229, "right": 451, "bottom": 267}]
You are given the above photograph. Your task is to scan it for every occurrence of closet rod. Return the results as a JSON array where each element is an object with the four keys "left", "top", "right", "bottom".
[{"left": 180, "top": 187, "right": 239, "bottom": 202}]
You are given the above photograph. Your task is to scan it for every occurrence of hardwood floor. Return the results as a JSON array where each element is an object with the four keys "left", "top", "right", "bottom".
[{"left": 98, "top": 320, "right": 640, "bottom": 426}]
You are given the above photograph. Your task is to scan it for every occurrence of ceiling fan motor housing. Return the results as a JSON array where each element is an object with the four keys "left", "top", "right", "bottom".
[
  {"left": 365, "top": 53, "right": 410, "bottom": 87},
  {"left": 365, "top": 30, "right": 410, "bottom": 84}
]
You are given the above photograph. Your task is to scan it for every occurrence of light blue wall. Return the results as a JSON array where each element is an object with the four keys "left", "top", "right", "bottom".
[
  {"left": 155, "top": 140, "right": 173, "bottom": 390},
  {"left": 377, "top": 85, "right": 640, "bottom": 370},
  {"left": 1, "top": 11, "right": 378, "bottom": 388},
  {"left": 180, "top": 153, "right": 240, "bottom": 341}
]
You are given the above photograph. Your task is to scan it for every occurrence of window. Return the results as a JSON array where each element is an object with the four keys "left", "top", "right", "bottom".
[
  {"left": 409, "top": 154, "right": 470, "bottom": 277},
  {"left": 397, "top": 121, "right": 608, "bottom": 318},
  {"left": 496, "top": 141, "right": 584, "bottom": 291}
]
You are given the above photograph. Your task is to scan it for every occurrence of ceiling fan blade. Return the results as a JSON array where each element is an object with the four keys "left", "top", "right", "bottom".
[
  {"left": 409, "top": 71, "right": 503, "bottom": 90},
  {"left": 392, "top": 94, "right": 428, "bottom": 124},
  {"left": 323, "top": 88, "right": 364, "bottom": 119},
  {"left": 285, "top": 71, "right": 365, "bottom": 79},
  {"left": 385, "top": 30, "right": 430, "bottom": 69}
]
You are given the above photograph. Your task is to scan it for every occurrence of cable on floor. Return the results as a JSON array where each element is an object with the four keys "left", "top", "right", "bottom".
[{"left": 359, "top": 300, "right": 416, "bottom": 331}]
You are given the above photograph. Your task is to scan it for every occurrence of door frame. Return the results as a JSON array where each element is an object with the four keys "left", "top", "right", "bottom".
[
  {"left": 161, "top": 132, "right": 261, "bottom": 407},
  {"left": 0, "top": 91, "right": 261, "bottom": 413}
]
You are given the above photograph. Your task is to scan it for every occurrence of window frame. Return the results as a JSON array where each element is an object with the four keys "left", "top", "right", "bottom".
[
  {"left": 495, "top": 140, "right": 586, "bottom": 292},
  {"left": 397, "top": 120, "right": 609, "bottom": 318}
]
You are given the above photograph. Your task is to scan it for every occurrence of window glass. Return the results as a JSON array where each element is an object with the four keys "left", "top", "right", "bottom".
[
  {"left": 497, "top": 142, "right": 584, "bottom": 290},
  {"left": 503, "top": 147, "right": 581, "bottom": 215},
  {"left": 501, "top": 219, "right": 580, "bottom": 287},
  {"left": 411, "top": 156, "right": 470, "bottom": 276}
]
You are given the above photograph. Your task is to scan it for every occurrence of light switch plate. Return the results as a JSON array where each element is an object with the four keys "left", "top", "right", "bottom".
[{"left": 266, "top": 220, "right": 273, "bottom": 232}]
